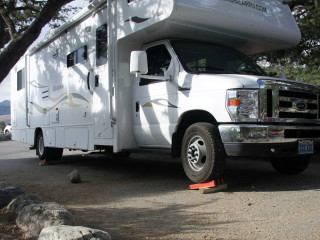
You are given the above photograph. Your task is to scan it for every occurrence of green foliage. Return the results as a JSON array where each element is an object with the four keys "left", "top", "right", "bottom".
[
  {"left": 257, "top": 0, "right": 320, "bottom": 86},
  {"left": 258, "top": 0, "right": 320, "bottom": 66},
  {"left": 262, "top": 63, "right": 320, "bottom": 86},
  {"left": 0, "top": 121, "right": 5, "bottom": 131}
]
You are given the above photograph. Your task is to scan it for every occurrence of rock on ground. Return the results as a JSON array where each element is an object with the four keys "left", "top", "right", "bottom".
[
  {"left": 16, "top": 202, "right": 75, "bottom": 239},
  {"left": 7, "top": 194, "right": 43, "bottom": 213},
  {"left": 68, "top": 169, "right": 82, "bottom": 183},
  {"left": 39, "top": 225, "right": 111, "bottom": 240},
  {"left": 0, "top": 185, "right": 25, "bottom": 209}
]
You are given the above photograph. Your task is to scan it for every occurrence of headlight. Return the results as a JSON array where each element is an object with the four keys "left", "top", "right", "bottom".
[{"left": 227, "top": 89, "right": 259, "bottom": 122}]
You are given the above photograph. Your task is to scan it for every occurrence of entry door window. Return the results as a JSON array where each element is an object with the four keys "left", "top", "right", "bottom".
[
  {"left": 96, "top": 24, "right": 108, "bottom": 67},
  {"left": 17, "top": 68, "right": 25, "bottom": 91}
]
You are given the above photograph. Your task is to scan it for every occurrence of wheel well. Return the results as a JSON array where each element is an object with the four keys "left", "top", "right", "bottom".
[
  {"left": 34, "top": 128, "right": 42, "bottom": 147},
  {"left": 172, "top": 110, "right": 217, "bottom": 157}
]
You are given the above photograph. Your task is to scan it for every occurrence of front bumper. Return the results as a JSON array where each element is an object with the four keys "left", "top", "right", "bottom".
[{"left": 219, "top": 124, "right": 320, "bottom": 157}]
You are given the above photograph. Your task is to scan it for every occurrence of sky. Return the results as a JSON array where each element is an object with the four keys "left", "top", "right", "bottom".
[{"left": 0, "top": 0, "right": 88, "bottom": 102}]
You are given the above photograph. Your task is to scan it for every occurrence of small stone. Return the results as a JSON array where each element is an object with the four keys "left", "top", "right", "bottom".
[{"left": 68, "top": 169, "right": 82, "bottom": 183}]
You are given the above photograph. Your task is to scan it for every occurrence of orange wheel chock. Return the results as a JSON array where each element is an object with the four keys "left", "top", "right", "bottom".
[{"left": 188, "top": 178, "right": 227, "bottom": 194}]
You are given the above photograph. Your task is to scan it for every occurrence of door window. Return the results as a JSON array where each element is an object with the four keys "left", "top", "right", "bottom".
[
  {"left": 140, "top": 44, "right": 171, "bottom": 86},
  {"left": 17, "top": 68, "right": 25, "bottom": 91},
  {"left": 96, "top": 24, "right": 108, "bottom": 67}
]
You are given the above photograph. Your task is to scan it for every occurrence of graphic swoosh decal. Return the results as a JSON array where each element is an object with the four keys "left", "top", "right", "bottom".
[
  {"left": 30, "top": 80, "right": 47, "bottom": 88},
  {"left": 31, "top": 93, "right": 89, "bottom": 114},
  {"left": 142, "top": 99, "right": 178, "bottom": 108}
]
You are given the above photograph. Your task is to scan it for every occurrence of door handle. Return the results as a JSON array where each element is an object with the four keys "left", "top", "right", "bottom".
[
  {"left": 95, "top": 75, "right": 99, "bottom": 87},
  {"left": 178, "top": 86, "right": 191, "bottom": 91},
  {"left": 87, "top": 72, "right": 91, "bottom": 90}
]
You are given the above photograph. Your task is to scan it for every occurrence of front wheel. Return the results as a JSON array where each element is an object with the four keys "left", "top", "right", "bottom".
[
  {"left": 36, "top": 132, "right": 63, "bottom": 161},
  {"left": 270, "top": 156, "right": 311, "bottom": 174},
  {"left": 181, "top": 123, "right": 226, "bottom": 183}
]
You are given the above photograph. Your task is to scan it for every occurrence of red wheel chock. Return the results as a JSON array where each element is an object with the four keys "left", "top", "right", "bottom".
[{"left": 188, "top": 178, "right": 227, "bottom": 194}]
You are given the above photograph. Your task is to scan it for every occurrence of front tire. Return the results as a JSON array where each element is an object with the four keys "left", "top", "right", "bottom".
[
  {"left": 36, "top": 132, "right": 63, "bottom": 161},
  {"left": 270, "top": 156, "right": 311, "bottom": 174},
  {"left": 181, "top": 123, "right": 226, "bottom": 183}
]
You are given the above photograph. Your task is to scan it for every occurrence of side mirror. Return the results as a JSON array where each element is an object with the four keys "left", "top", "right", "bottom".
[{"left": 130, "top": 51, "right": 148, "bottom": 77}]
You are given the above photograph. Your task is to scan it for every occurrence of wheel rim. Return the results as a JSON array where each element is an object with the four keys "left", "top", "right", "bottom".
[
  {"left": 187, "top": 135, "right": 207, "bottom": 172},
  {"left": 38, "top": 135, "right": 44, "bottom": 156}
]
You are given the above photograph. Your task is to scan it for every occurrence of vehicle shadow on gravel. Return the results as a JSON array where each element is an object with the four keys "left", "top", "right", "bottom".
[
  {"left": 224, "top": 157, "right": 320, "bottom": 193},
  {"left": 59, "top": 153, "right": 320, "bottom": 194},
  {"left": 72, "top": 201, "right": 230, "bottom": 240}
]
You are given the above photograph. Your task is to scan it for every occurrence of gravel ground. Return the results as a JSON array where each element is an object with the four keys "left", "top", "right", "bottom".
[{"left": 1, "top": 140, "right": 320, "bottom": 239}]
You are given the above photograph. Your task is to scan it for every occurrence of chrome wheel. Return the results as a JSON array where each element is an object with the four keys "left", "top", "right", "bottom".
[{"left": 187, "top": 136, "right": 207, "bottom": 172}]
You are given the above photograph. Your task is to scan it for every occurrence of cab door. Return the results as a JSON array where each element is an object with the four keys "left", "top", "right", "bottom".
[{"left": 133, "top": 42, "right": 179, "bottom": 148}]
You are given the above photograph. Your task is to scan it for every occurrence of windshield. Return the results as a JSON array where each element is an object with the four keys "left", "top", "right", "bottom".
[{"left": 171, "top": 40, "right": 266, "bottom": 76}]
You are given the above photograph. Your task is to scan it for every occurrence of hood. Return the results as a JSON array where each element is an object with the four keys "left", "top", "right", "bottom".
[{"left": 178, "top": 73, "right": 261, "bottom": 91}]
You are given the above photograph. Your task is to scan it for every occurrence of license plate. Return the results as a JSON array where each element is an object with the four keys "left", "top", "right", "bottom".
[{"left": 298, "top": 140, "right": 314, "bottom": 154}]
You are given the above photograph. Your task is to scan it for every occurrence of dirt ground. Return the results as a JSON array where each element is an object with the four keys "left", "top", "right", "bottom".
[
  {"left": 1, "top": 140, "right": 320, "bottom": 240},
  {"left": 0, "top": 208, "right": 24, "bottom": 240}
]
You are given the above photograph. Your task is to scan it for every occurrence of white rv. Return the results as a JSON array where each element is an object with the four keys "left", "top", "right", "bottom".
[{"left": 10, "top": 0, "right": 320, "bottom": 183}]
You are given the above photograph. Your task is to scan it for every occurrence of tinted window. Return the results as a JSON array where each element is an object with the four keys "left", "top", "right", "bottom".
[
  {"left": 139, "top": 44, "right": 172, "bottom": 86},
  {"left": 145, "top": 45, "right": 171, "bottom": 76},
  {"left": 17, "top": 68, "right": 25, "bottom": 91},
  {"left": 67, "top": 45, "right": 87, "bottom": 68},
  {"left": 96, "top": 24, "right": 108, "bottom": 67}
]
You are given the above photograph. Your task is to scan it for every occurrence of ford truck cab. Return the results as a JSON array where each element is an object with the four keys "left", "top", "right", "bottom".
[{"left": 131, "top": 39, "right": 320, "bottom": 183}]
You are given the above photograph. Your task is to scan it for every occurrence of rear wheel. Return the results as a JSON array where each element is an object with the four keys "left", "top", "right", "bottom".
[
  {"left": 181, "top": 123, "right": 226, "bottom": 183},
  {"left": 270, "top": 156, "right": 311, "bottom": 174},
  {"left": 36, "top": 132, "right": 63, "bottom": 161}
]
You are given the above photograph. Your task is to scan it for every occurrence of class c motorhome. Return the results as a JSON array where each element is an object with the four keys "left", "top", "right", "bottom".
[{"left": 11, "top": 0, "right": 320, "bottom": 183}]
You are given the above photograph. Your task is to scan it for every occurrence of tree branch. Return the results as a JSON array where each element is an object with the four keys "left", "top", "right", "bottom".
[
  {"left": 0, "top": 0, "right": 74, "bottom": 83},
  {"left": 0, "top": 6, "right": 17, "bottom": 39}
]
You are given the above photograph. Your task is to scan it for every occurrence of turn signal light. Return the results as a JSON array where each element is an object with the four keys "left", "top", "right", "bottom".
[{"left": 228, "top": 99, "right": 241, "bottom": 106}]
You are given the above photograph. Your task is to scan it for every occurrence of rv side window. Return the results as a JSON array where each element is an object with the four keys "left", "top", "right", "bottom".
[
  {"left": 67, "top": 45, "right": 88, "bottom": 68},
  {"left": 140, "top": 44, "right": 171, "bottom": 86},
  {"left": 96, "top": 24, "right": 108, "bottom": 67},
  {"left": 17, "top": 68, "right": 25, "bottom": 91}
]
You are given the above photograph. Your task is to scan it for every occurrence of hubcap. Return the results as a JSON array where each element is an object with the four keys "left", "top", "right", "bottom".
[
  {"left": 38, "top": 136, "right": 44, "bottom": 156},
  {"left": 187, "top": 136, "right": 207, "bottom": 172}
]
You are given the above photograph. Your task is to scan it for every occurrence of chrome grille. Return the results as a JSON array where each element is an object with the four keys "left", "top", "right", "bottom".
[
  {"left": 278, "top": 89, "right": 318, "bottom": 119},
  {"left": 260, "top": 79, "right": 320, "bottom": 123}
]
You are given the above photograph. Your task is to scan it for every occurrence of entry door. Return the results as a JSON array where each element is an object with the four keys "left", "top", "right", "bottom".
[
  {"left": 92, "top": 10, "right": 113, "bottom": 139},
  {"left": 133, "top": 43, "right": 178, "bottom": 148}
]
